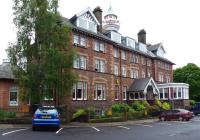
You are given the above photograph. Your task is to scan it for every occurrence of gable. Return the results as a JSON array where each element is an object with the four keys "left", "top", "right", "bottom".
[
  {"left": 157, "top": 45, "right": 166, "bottom": 57},
  {"left": 75, "top": 7, "right": 100, "bottom": 33},
  {"left": 144, "top": 78, "right": 159, "bottom": 94}
]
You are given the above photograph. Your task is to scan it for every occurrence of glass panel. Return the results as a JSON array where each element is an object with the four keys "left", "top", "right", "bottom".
[
  {"left": 94, "top": 41, "right": 99, "bottom": 51},
  {"left": 123, "top": 86, "right": 127, "bottom": 100},
  {"left": 79, "top": 18, "right": 87, "bottom": 29},
  {"left": 80, "top": 37, "right": 86, "bottom": 47},
  {"left": 100, "top": 60, "right": 105, "bottom": 72},
  {"left": 135, "top": 93, "right": 139, "bottom": 99},
  {"left": 77, "top": 82, "right": 83, "bottom": 99},
  {"left": 100, "top": 43, "right": 104, "bottom": 52},
  {"left": 73, "top": 85, "right": 76, "bottom": 100},
  {"left": 73, "top": 35, "right": 79, "bottom": 44}
]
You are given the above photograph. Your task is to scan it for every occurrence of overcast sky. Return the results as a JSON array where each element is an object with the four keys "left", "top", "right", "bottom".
[{"left": 1, "top": 0, "right": 200, "bottom": 69}]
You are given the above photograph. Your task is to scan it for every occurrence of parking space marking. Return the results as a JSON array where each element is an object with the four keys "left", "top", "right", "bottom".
[
  {"left": 135, "top": 124, "right": 153, "bottom": 127},
  {"left": 117, "top": 126, "right": 130, "bottom": 130},
  {"left": 91, "top": 126, "right": 100, "bottom": 132},
  {"left": 2, "top": 128, "right": 29, "bottom": 136},
  {"left": 56, "top": 127, "right": 63, "bottom": 134}
]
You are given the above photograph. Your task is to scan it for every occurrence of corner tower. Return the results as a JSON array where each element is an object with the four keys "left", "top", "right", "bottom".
[{"left": 103, "top": 4, "right": 120, "bottom": 32}]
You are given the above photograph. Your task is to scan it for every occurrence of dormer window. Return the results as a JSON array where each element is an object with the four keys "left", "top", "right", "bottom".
[
  {"left": 77, "top": 17, "right": 97, "bottom": 33},
  {"left": 74, "top": 8, "right": 100, "bottom": 33}
]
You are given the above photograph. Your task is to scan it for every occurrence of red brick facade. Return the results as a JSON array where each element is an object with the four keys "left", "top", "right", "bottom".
[{"left": 70, "top": 30, "right": 174, "bottom": 110}]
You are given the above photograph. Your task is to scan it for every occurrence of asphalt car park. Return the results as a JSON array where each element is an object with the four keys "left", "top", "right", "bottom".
[{"left": 1, "top": 117, "right": 200, "bottom": 140}]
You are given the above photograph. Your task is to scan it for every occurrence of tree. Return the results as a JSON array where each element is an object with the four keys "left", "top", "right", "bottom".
[
  {"left": 174, "top": 63, "right": 200, "bottom": 101},
  {"left": 7, "top": 0, "right": 77, "bottom": 106}
]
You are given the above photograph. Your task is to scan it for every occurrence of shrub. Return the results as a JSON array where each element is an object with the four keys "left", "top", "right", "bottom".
[
  {"left": 162, "top": 102, "right": 171, "bottom": 110},
  {"left": 87, "top": 107, "right": 97, "bottom": 119},
  {"left": 190, "top": 100, "right": 196, "bottom": 107},
  {"left": 155, "top": 99, "right": 162, "bottom": 108},
  {"left": 127, "top": 109, "right": 145, "bottom": 120},
  {"left": 141, "top": 100, "right": 150, "bottom": 108},
  {"left": 131, "top": 101, "right": 145, "bottom": 111},
  {"left": 72, "top": 109, "right": 87, "bottom": 120},
  {"left": 0, "top": 109, "right": 16, "bottom": 119},
  {"left": 147, "top": 105, "right": 161, "bottom": 117},
  {"left": 111, "top": 103, "right": 131, "bottom": 113}
]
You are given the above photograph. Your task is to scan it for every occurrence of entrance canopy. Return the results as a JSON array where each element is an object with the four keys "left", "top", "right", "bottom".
[{"left": 128, "top": 77, "right": 159, "bottom": 94}]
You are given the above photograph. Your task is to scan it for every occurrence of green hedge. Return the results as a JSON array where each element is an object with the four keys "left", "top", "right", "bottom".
[
  {"left": 127, "top": 109, "right": 145, "bottom": 120},
  {"left": 0, "top": 110, "right": 16, "bottom": 119}
]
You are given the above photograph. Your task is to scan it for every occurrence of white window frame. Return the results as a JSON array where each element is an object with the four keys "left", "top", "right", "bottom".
[
  {"left": 133, "top": 69, "right": 139, "bottom": 79},
  {"left": 73, "top": 34, "right": 79, "bottom": 45},
  {"left": 130, "top": 69, "right": 134, "bottom": 78},
  {"left": 73, "top": 55, "right": 87, "bottom": 69},
  {"left": 95, "top": 59, "right": 105, "bottom": 73},
  {"left": 115, "top": 86, "right": 119, "bottom": 100},
  {"left": 166, "top": 75, "right": 171, "bottom": 83},
  {"left": 121, "top": 50, "right": 126, "bottom": 60},
  {"left": 9, "top": 86, "right": 18, "bottom": 106},
  {"left": 94, "top": 40, "right": 105, "bottom": 53},
  {"left": 73, "top": 81, "right": 87, "bottom": 100},
  {"left": 94, "top": 83, "right": 106, "bottom": 100},
  {"left": 123, "top": 86, "right": 127, "bottom": 100},
  {"left": 141, "top": 57, "right": 146, "bottom": 65},
  {"left": 122, "top": 66, "right": 126, "bottom": 77},
  {"left": 159, "top": 73, "right": 164, "bottom": 82},
  {"left": 114, "top": 48, "right": 119, "bottom": 58},
  {"left": 142, "top": 71, "right": 145, "bottom": 78},
  {"left": 80, "top": 36, "right": 86, "bottom": 47},
  {"left": 114, "top": 64, "right": 119, "bottom": 76},
  {"left": 147, "top": 71, "right": 151, "bottom": 77}
]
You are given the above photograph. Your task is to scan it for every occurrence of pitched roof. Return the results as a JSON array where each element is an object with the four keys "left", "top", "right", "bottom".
[
  {"left": 128, "top": 77, "right": 159, "bottom": 94},
  {"left": 128, "top": 77, "right": 151, "bottom": 92},
  {"left": 0, "top": 62, "right": 15, "bottom": 80},
  {"left": 147, "top": 43, "right": 162, "bottom": 51},
  {"left": 70, "top": 7, "right": 100, "bottom": 25}
]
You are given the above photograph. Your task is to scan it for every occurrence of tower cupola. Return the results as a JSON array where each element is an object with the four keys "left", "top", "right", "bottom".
[{"left": 103, "top": 4, "right": 120, "bottom": 32}]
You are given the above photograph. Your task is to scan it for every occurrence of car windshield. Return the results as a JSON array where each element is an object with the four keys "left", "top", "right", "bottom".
[
  {"left": 36, "top": 106, "right": 57, "bottom": 114},
  {"left": 178, "top": 109, "right": 189, "bottom": 113}
]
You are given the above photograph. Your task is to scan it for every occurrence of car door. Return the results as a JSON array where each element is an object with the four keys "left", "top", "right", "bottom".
[
  {"left": 171, "top": 110, "right": 180, "bottom": 120},
  {"left": 165, "top": 110, "right": 172, "bottom": 120}
]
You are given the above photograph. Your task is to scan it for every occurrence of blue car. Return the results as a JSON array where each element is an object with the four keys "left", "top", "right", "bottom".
[{"left": 32, "top": 106, "right": 60, "bottom": 130}]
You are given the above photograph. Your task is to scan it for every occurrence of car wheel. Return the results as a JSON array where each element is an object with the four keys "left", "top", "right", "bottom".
[
  {"left": 179, "top": 116, "right": 183, "bottom": 121},
  {"left": 32, "top": 125, "right": 37, "bottom": 131},
  {"left": 186, "top": 118, "right": 190, "bottom": 121},
  {"left": 160, "top": 117, "right": 165, "bottom": 121}
]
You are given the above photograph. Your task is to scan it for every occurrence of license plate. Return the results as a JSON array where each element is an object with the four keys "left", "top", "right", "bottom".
[{"left": 42, "top": 115, "right": 51, "bottom": 119}]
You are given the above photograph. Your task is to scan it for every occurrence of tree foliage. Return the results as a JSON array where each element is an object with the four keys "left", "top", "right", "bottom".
[
  {"left": 174, "top": 63, "right": 200, "bottom": 101},
  {"left": 7, "top": 0, "right": 77, "bottom": 105}
]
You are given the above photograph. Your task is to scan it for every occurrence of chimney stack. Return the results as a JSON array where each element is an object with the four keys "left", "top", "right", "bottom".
[
  {"left": 93, "top": 6, "right": 103, "bottom": 32},
  {"left": 137, "top": 29, "right": 146, "bottom": 44}
]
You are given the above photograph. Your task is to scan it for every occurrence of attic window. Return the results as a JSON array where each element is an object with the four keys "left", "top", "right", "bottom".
[{"left": 77, "top": 17, "right": 97, "bottom": 33}]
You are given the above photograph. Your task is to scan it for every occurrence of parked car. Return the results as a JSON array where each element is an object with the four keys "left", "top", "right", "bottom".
[
  {"left": 32, "top": 106, "right": 60, "bottom": 130},
  {"left": 190, "top": 102, "right": 200, "bottom": 116},
  {"left": 159, "top": 109, "right": 193, "bottom": 121}
]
